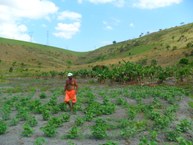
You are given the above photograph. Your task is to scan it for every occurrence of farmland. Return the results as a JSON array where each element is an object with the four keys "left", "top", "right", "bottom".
[
  {"left": 0, "top": 22, "right": 193, "bottom": 145},
  {"left": 0, "top": 76, "right": 192, "bottom": 145}
]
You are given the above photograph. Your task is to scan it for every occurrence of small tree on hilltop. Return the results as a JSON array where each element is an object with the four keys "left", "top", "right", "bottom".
[{"left": 113, "top": 41, "right": 116, "bottom": 44}]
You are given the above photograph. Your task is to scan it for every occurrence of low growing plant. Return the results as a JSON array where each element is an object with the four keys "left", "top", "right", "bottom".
[{"left": 0, "top": 120, "right": 7, "bottom": 134}]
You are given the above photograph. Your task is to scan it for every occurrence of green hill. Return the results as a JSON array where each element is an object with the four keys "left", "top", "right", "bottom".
[
  {"left": 0, "top": 23, "right": 193, "bottom": 74},
  {"left": 79, "top": 23, "right": 193, "bottom": 65},
  {"left": 0, "top": 38, "right": 86, "bottom": 73}
]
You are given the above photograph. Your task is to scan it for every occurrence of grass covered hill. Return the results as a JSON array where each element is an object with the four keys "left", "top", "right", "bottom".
[
  {"left": 79, "top": 23, "right": 193, "bottom": 65},
  {"left": 0, "top": 38, "right": 86, "bottom": 72},
  {"left": 0, "top": 22, "right": 193, "bottom": 73}
]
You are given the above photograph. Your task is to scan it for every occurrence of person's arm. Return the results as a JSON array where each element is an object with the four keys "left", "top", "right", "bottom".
[
  {"left": 74, "top": 79, "right": 78, "bottom": 93},
  {"left": 64, "top": 80, "right": 68, "bottom": 92}
]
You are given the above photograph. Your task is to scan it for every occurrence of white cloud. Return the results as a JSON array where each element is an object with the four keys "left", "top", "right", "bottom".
[
  {"left": 78, "top": 0, "right": 126, "bottom": 7},
  {"left": 57, "top": 11, "right": 82, "bottom": 21},
  {"left": 0, "top": 22, "right": 30, "bottom": 41},
  {"left": 1, "top": 0, "right": 58, "bottom": 19},
  {"left": 54, "top": 22, "right": 81, "bottom": 39},
  {"left": 0, "top": 0, "right": 58, "bottom": 41},
  {"left": 103, "top": 18, "right": 120, "bottom": 30},
  {"left": 133, "top": 0, "right": 182, "bottom": 9},
  {"left": 77, "top": 0, "right": 83, "bottom": 4},
  {"left": 89, "top": 0, "right": 117, "bottom": 4},
  {"left": 54, "top": 11, "right": 82, "bottom": 39}
]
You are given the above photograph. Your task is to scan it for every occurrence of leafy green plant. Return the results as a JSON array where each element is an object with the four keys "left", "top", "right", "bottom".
[
  {"left": 58, "top": 103, "right": 67, "bottom": 111},
  {"left": 48, "top": 116, "right": 63, "bottom": 128},
  {"left": 139, "top": 136, "right": 158, "bottom": 145},
  {"left": 66, "top": 140, "right": 76, "bottom": 145},
  {"left": 22, "top": 123, "right": 34, "bottom": 137},
  {"left": 101, "top": 141, "right": 118, "bottom": 145},
  {"left": 1, "top": 104, "right": 11, "bottom": 120},
  {"left": 176, "top": 119, "right": 192, "bottom": 132},
  {"left": 121, "top": 125, "right": 137, "bottom": 138},
  {"left": 91, "top": 119, "right": 108, "bottom": 139},
  {"left": 176, "top": 137, "right": 193, "bottom": 145},
  {"left": 48, "top": 96, "right": 57, "bottom": 106},
  {"left": 166, "top": 130, "right": 180, "bottom": 141},
  {"left": 51, "top": 105, "right": 61, "bottom": 114},
  {"left": 9, "top": 118, "right": 19, "bottom": 126},
  {"left": 127, "top": 107, "right": 137, "bottom": 120},
  {"left": 149, "top": 130, "right": 158, "bottom": 141},
  {"left": 16, "top": 107, "right": 29, "bottom": 121},
  {"left": 119, "top": 119, "right": 130, "bottom": 128},
  {"left": 26, "top": 116, "right": 38, "bottom": 127},
  {"left": 154, "top": 115, "right": 170, "bottom": 129},
  {"left": 66, "top": 126, "right": 79, "bottom": 139},
  {"left": 61, "top": 113, "right": 70, "bottom": 122},
  {"left": 34, "top": 137, "right": 46, "bottom": 145},
  {"left": 75, "top": 117, "right": 85, "bottom": 126},
  {"left": 39, "top": 93, "right": 47, "bottom": 99},
  {"left": 0, "top": 120, "right": 7, "bottom": 134},
  {"left": 42, "top": 110, "right": 51, "bottom": 121},
  {"left": 41, "top": 124, "right": 57, "bottom": 137}
]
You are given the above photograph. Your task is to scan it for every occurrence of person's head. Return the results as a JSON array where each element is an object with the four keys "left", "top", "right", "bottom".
[{"left": 67, "top": 72, "right": 73, "bottom": 79}]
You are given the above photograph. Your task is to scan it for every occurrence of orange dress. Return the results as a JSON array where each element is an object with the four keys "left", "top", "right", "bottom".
[
  {"left": 64, "top": 78, "right": 78, "bottom": 103},
  {"left": 64, "top": 90, "right": 77, "bottom": 103}
]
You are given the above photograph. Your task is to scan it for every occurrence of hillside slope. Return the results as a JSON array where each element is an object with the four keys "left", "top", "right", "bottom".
[
  {"left": 79, "top": 23, "right": 193, "bottom": 65},
  {"left": 0, "top": 38, "right": 86, "bottom": 72},
  {"left": 0, "top": 23, "right": 193, "bottom": 74}
]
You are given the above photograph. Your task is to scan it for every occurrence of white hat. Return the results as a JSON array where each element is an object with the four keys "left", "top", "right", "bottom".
[{"left": 67, "top": 72, "right": 73, "bottom": 77}]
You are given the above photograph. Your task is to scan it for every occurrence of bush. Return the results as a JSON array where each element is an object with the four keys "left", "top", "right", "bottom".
[
  {"left": 176, "top": 119, "right": 192, "bottom": 132},
  {"left": 186, "top": 42, "right": 193, "bottom": 48},
  {"left": 66, "top": 126, "right": 79, "bottom": 139},
  {"left": 34, "top": 137, "right": 46, "bottom": 145},
  {"left": 22, "top": 123, "right": 33, "bottom": 137},
  {"left": 179, "top": 58, "right": 189, "bottom": 65},
  {"left": 39, "top": 93, "right": 47, "bottom": 99},
  {"left": 0, "top": 120, "right": 7, "bottom": 134},
  {"left": 91, "top": 119, "right": 108, "bottom": 139},
  {"left": 166, "top": 130, "right": 180, "bottom": 141}
]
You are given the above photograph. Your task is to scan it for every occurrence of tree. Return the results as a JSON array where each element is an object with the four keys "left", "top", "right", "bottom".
[
  {"left": 113, "top": 41, "right": 116, "bottom": 44},
  {"left": 9, "top": 67, "right": 13, "bottom": 72},
  {"left": 66, "top": 60, "right": 72, "bottom": 68},
  {"left": 179, "top": 58, "right": 189, "bottom": 65}
]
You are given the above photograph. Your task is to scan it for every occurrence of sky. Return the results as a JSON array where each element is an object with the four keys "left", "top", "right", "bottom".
[{"left": 0, "top": 0, "right": 193, "bottom": 52}]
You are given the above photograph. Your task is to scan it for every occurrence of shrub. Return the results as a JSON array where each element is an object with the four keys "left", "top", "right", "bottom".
[
  {"left": 66, "top": 126, "right": 79, "bottom": 139},
  {"left": 179, "top": 58, "right": 189, "bottom": 65},
  {"left": 91, "top": 119, "right": 108, "bottom": 139},
  {"left": 166, "top": 130, "right": 180, "bottom": 141},
  {"left": 22, "top": 123, "right": 34, "bottom": 137},
  {"left": 34, "top": 137, "right": 46, "bottom": 145},
  {"left": 186, "top": 42, "right": 193, "bottom": 48},
  {"left": 176, "top": 119, "right": 192, "bottom": 132},
  {"left": 0, "top": 120, "right": 7, "bottom": 134},
  {"left": 41, "top": 124, "right": 57, "bottom": 137},
  {"left": 40, "top": 93, "right": 47, "bottom": 99}
]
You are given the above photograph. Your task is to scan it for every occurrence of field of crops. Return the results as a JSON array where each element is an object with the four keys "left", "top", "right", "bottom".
[{"left": 0, "top": 78, "right": 193, "bottom": 145}]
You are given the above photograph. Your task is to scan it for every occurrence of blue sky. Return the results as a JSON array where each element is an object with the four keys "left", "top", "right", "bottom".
[{"left": 0, "top": 0, "right": 193, "bottom": 52}]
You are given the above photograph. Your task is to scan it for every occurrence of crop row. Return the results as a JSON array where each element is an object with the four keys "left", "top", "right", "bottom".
[{"left": 0, "top": 85, "right": 192, "bottom": 145}]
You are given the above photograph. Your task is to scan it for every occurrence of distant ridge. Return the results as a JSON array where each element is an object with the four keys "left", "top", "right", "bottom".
[{"left": 0, "top": 22, "right": 193, "bottom": 73}]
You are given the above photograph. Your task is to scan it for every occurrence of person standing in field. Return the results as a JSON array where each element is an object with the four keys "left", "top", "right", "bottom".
[{"left": 64, "top": 73, "right": 78, "bottom": 111}]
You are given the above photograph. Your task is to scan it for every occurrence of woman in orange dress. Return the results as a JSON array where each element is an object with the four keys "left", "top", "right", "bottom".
[{"left": 64, "top": 73, "right": 78, "bottom": 111}]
